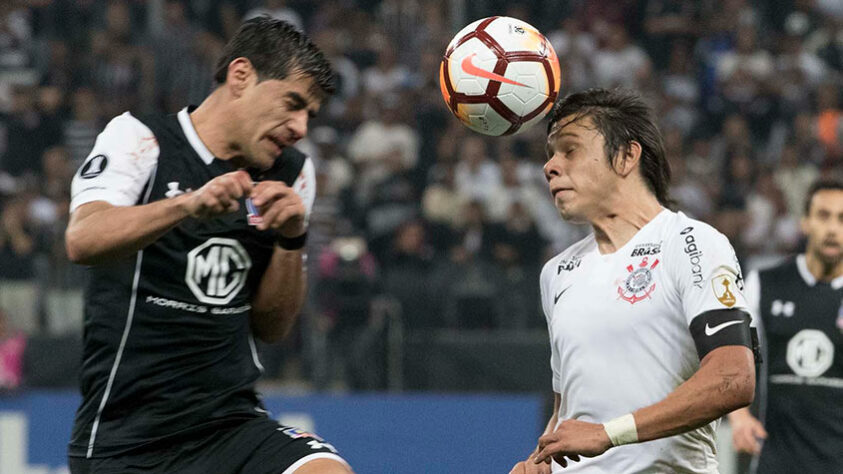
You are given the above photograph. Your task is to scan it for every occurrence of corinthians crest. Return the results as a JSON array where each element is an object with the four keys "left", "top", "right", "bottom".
[{"left": 618, "top": 257, "right": 659, "bottom": 304}]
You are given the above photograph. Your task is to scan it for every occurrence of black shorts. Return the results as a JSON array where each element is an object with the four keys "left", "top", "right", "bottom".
[{"left": 68, "top": 417, "right": 346, "bottom": 474}]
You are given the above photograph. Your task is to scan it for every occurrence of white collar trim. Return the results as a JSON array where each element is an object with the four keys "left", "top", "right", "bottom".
[
  {"left": 796, "top": 254, "right": 843, "bottom": 289},
  {"left": 177, "top": 107, "right": 215, "bottom": 165}
]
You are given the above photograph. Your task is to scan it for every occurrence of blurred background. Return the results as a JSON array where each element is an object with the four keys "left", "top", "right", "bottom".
[{"left": 0, "top": 0, "right": 841, "bottom": 472}]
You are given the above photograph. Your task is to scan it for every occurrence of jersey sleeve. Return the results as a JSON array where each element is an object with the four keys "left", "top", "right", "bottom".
[
  {"left": 70, "top": 112, "right": 160, "bottom": 213},
  {"left": 291, "top": 157, "right": 316, "bottom": 227},
  {"left": 539, "top": 259, "right": 562, "bottom": 393},
  {"left": 667, "top": 223, "right": 750, "bottom": 325},
  {"left": 743, "top": 270, "right": 761, "bottom": 328}
]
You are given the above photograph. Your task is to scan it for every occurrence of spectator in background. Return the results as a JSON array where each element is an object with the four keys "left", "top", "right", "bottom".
[
  {"left": 0, "top": 308, "right": 26, "bottom": 391},
  {"left": 591, "top": 23, "right": 652, "bottom": 89},
  {"left": 347, "top": 94, "right": 419, "bottom": 208},
  {"left": 660, "top": 41, "right": 700, "bottom": 136},
  {"left": 63, "top": 88, "right": 101, "bottom": 168},
  {"left": 381, "top": 220, "right": 438, "bottom": 329},
  {"left": 641, "top": 0, "right": 699, "bottom": 69},
  {"left": 454, "top": 136, "right": 501, "bottom": 208},
  {"left": 422, "top": 163, "right": 465, "bottom": 229},
  {"left": 816, "top": 81, "right": 842, "bottom": 163},
  {"left": 1, "top": 86, "right": 60, "bottom": 177},
  {"left": 153, "top": 0, "right": 222, "bottom": 111},
  {"left": 244, "top": 0, "right": 303, "bottom": 31},
  {"left": 775, "top": 141, "right": 820, "bottom": 217},
  {"left": 774, "top": 20, "right": 826, "bottom": 118},
  {"left": 547, "top": 18, "right": 596, "bottom": 93},
  {"left": 742, "top": 169, "right": 801, "bottom": 260},
  {"left": 715, "top": 24, "right": 777, "bottom": 138},
  {"left": 314, "top": 236, "right": 380, "bottom": 390},
  {"left": 85, "top": 0, "right": 154, "bottom": 117},
  {"left": 362, "top": 43, "right": 411, "bottom": 96},
  {"left": 312, "top": 29, "right": 361, "bottom": 121},
  {"left": 0, "top": 197, "right": 38, "bottom": 334}
]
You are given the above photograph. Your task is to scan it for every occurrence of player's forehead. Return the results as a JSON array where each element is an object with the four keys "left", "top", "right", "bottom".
[
  {"left": 547, "top": 115, "right": 601, "bottom": 149},
  {"left": 261, "top": 73, "right": 322, "bottom": 111},
  {"left": 808, "top": 189, "right": 843, "bottom": 214}
]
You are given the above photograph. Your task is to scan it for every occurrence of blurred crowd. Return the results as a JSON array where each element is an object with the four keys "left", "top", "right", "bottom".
[{"left": 1, "top": 0, "right": 843, "bottom": 390}]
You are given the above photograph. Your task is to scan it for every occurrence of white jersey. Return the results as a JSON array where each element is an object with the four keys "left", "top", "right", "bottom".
[{"left": 540, "top": 209, "right": 748, "bottom": 473}]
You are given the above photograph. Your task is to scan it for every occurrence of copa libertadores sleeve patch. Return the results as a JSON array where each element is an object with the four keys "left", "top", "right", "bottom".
[{"left": 689, "top": 308, "right": 753, "bottom": 360}]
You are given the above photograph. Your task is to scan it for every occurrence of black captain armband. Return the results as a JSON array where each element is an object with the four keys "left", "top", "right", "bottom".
[
  {"left": 689, "top": 309, "right": 757, "bottom": 361},
  {"left": 276, "top": 232, "right": 307, "bottom": 250}
]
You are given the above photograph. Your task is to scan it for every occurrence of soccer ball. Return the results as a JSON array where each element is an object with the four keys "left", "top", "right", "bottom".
[{"left": 439, "top": 16, "right": 561, "bottom": 136}]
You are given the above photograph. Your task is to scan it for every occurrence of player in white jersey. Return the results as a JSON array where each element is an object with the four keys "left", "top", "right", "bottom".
[{"left": 511, "top": 89, "right": 759, "bottom": 474}]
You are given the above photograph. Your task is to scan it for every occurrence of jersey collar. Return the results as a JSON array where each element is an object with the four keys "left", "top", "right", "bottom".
[
  {"left": 177, "top": 107, "right": 215, "bottom": 165},
  {"left": 796, "top": 254, "right": 843, "bottom": 289}
]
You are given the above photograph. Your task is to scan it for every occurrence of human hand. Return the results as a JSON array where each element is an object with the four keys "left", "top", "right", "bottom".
[
  {"left": 534, "top": 419, "right": 611, "bottom": 467},
  {"left": 731, "top": 411, "right": 767, "bottom": 455},
  {"left": 249, "top": 180, "right": 306, "bottom": 237},
  {"left": 510, "top": 450, "right": 551, "bottom": 474},
  {"left": 184, "top": 170, "right": 253, "bottom": 218}
]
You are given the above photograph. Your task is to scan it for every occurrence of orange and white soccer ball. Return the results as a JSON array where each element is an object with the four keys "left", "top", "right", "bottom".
[{"left": 440, "top": 16, "right": 561, "bottom": 136}]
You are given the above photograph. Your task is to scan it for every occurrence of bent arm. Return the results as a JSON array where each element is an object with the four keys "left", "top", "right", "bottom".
[
  {"left": 633, "top": 345, "right": 755, "bottom": 442},
  {"left": 250, "top": 246, "right": 307, "bottom": 343},
  {"left": 66, "top": 198, "right": 192, "bottom": 265}
]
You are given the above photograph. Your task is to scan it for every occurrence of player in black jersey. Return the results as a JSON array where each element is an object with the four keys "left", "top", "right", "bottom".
[
  {"left": 728, "top": 180, "right": 843, "bottom": 473},
  {"left": 65, "top": 17, "right": 352, "bottom": 474}
]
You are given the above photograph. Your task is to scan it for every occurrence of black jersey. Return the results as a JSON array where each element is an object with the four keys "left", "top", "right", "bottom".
[
  {"left": 749, "top": 255, "right": 843, "bottom": 473},
  {"left": 68, "top": 108, "right": 315, "bottom": 458}
]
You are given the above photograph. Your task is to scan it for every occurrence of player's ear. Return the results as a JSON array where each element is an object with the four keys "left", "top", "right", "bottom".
[
  {"left": 226, "top": 57, "right": 256, "bottom": 98},
  {"left": 614, "top": 140, "right": 641, "bottom": 177}
]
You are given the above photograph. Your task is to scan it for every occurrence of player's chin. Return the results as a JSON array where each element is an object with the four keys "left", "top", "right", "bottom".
[{"left": 818, "top": 246, "right": 843, "bottom": 264}]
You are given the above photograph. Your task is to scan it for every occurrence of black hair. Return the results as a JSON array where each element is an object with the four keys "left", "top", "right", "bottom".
[
  {"left": 214, "top": 16, "right": 335, "bottom": 99},
  {"left": 547, "top": 88, "right": 672, "bottom": 206},
  {"left": 804, "top": 179, "right": 843, "bottom": 215}
]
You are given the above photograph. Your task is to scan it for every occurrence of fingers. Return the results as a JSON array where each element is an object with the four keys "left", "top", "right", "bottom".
[
  {"left": 192, "top": 171, "right": 253, "bottom": 217},
  {"left": 752, "top": 422, "right": 768, "bottom": 440},
  {"left": 256, "top": 195, "right": 304, "bottom": 231},
  {"left": 250, "top": 181, "right": 294, "bottom": 208}
]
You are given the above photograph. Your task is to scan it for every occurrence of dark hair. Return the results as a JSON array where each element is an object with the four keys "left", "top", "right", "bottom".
[
  {"left": 804, "top": 179, "right": 843, "bottom": 214},
  {"left": 214, "top": 17, "right": 335, "bottom": 98},
  {"left": 547, "top": 88, "right": 672, "bottom": 206}
]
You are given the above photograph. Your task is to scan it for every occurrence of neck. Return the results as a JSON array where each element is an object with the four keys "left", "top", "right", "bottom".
[
  {"left": 805, "top": 251, "right": 843, "bottom": 283},
  {"left": 189, "top": 90, "right": 244, "bottom": 162},
  {"left": 590, "top": 189, "right": 663, "bottom": 254}
]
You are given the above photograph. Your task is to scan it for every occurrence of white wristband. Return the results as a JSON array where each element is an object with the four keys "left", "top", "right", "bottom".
[{"left": 603, "top": 413, "right": 638, "bottom": 447}]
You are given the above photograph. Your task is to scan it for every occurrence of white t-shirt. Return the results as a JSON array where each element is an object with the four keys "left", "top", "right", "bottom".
[
  {"left": 540, "top": 209, "right": 748, "bottom": 473},
  {"left": 70, "top": 108, "right": 316, "bottom": 223}
]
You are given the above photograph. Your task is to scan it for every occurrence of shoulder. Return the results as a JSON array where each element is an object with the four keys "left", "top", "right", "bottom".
[
  {"left": 662, "top": 211, "right": 734, "bottom": 253},
  {"left": 540, "top": 234, "right": 594, "bottom": 285},
  {"left": 757, "top": 255, "right": 798, "bottom": 279},
  {"left": 96, "top": 112, "right": 160, "bottom": 162}
]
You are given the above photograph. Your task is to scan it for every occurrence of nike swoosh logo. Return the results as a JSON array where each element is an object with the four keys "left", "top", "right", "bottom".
[
  {"left": 554, "top": 286, "right": 571, "bottom": 305},
  {"left": 460, "top": 53, "right": 528, "bottom": 87},
  {"left": 705, "top": 320, "right": 743, "bottom": 336}
]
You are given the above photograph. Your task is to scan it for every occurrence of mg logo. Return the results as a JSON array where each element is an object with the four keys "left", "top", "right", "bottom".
[
  {"left": 186, "top": 238, "right": 251, "bottom": 305},
  {"left": 786, "top": 329, "right": 834, "bottom": 378}
]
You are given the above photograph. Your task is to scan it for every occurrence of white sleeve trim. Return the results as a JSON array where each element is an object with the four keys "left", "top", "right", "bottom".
[
  {"left": 280, "top": 453, "right": 350, "bottom": 474},
  {"left": 70, "top": 112, "right": 160, "bottom": 212},
  {"left": 292, "top": 157, "right": 316, "bottom": 226}
]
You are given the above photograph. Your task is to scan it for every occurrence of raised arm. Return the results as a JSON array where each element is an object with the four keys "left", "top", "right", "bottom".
[{"left": 66, "top": 170, "right": 253, "bottom": 265}]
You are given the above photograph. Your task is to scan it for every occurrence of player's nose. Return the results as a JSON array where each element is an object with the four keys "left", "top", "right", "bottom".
[
  {"left": 287, "top": 111, "right": 308, "bottom": 142},
  {"left": 544, "top": 154, "right": 562, "bottom": 182}
]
